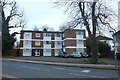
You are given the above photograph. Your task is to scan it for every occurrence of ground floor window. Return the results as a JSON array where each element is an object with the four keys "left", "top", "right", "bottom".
[
  {"left": 23, "top": 49, "right": 31, "bottom": 56},
  {"left": 76, "top": 48, "right": 84, "bottom": 53},
  {"left": 55, "top": 49, "right": 61, "bottom": 56}
]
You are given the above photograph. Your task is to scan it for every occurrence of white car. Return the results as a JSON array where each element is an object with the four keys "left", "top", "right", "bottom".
[{"left": 69, "top": 52, "right": 82, "bottom": 58}]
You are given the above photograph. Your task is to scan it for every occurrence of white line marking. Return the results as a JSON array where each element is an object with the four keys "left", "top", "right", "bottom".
[
  {"left": 81, "top": 70, "right": 91, "bottom": 73},
  {"left": 22, "top": 66, "right": 50, "bottom": 71},
  {"left": 54, "top": 67, "right": 65, "bottom": 70},
  {"left": 66, "top": 69, "right": 81, "bottom": 72},
  {"left": 68, "top": 73, "right": 105, "bottom": 78}
]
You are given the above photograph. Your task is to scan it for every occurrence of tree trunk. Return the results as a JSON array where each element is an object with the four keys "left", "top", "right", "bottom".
[{"left": 89, "top": 34, "right": 98, "bottom": 63}]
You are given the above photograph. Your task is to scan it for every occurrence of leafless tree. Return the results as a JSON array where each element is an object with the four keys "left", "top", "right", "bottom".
[
  {"left": 33, "top": 25, "right": 39, "bottom": 31},
  {"left": 54, "top": 0, "right": 117, "bottom": 63},
  {"left": 42, "top": 25, "right": 54, "bottom": 31},
  {"left": 2, "top": 0, "right": 26, "bottom": 55},
  {"left": 2, "top": 0, "right": 26, "bottom": 30}
]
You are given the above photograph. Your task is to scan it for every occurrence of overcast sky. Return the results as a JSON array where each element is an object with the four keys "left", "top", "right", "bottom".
[
  {"left": 10, "top": 0, "right": 67, "bottom": 32},
  {"left": 9, "top": 0, "right": 120, "bottom": 41}
]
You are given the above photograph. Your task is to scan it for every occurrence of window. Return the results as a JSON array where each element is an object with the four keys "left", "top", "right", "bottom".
[
  {"left": 44, "top": 49, "right": 51, "bottom": 52},
  {"left": 36, "top": 33, "right": 40, "bottom": 38},
  {"left": 57, "top": 41, "right": 61, "bottom": 45},
  {"left": 76, "top": 31, "right": 83, "bottom": 35},
  {"left": 56, "top": 33, "right": 61, "bottom": 37},
  {"left": 45, "top": 33, "right": 51, "bottom": 37},
  {"left": 45, "top": 41, "right": 51, "bottom": 44},
  {"left": 35, "top": 41, "right": 40, "bottom": 46},
  {"left": 24, "top": 33, "right": 30, "bottom": 37},
  {"left": 55, "top": 49, "right": 61, "bottom": 53},
  {"left": 24, "top": 49, "right": 31, "bottom": 52},
  {"left": 24, "top": 40, "right": 30, "bottom": 45}
]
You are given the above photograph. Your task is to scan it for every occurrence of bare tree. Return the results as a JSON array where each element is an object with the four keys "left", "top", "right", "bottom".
[
  {"left": 33, "top": 25, "right": 39, "bottom": 31},
  {"left": 2, "top": 0, "right": 26, "bottom": 29},
  {"left": 59, "top": 22, "right": 73, "bottom": 31},
  {"left": 2, "top": 0, "right": 26, "bottom": 55},
  {"left": 42, "top": 25, "right": 54, "bottom": 31},
  {"left": 54, "top": 0, "right": 117, "bottom": 63}
]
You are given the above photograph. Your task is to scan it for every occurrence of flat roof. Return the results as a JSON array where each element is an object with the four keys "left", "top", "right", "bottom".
[
  {"left": 21, "top": 30, "right": 63, "bottom": 33},
  {"left": 21, "top": 29, "right": 85, "bottom": 33}
]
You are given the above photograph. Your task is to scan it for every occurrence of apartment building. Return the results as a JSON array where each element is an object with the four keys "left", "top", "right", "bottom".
[
  {"left": 20, "top": 29, "right": 86, "bottom": 56},
  {"left": 63, "top": 29, "right": 86, "bottom": 54}
]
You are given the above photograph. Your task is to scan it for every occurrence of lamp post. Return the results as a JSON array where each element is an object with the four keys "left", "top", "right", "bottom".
[{"left": 109, "top": 31, "right": 117, "bottom": 68}]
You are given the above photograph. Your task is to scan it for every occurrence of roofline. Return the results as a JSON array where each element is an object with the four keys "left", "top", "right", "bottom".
[
  {"left": 96, "top": 35, "right": 113, "bottom": 40},
  {"left": 20, "top": 30, "right": 63, "bottom": 33},
  {"left": 21, "top": 29, "right": 85, "bottom": 33},
  {"left": 63, "top": 29, "right": 85, "bottom": 32}
]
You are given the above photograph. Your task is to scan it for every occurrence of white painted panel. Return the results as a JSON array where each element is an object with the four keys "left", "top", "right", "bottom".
[
  {"left": 23, "top": 40, "right": 31, "bottom": 48},
  {"left": 55, "top": 41, "right": 62, "bottom": 49},
  {"left": 43, "top": 49, "right": 51, "bottom": 56},
  {"left": 44, "top": 37, "right": 51, "bottom": 40},
  {"left": 76, "top": 31, "right": 84, "bottom": 39},
  {"left": 76, "top": 40, "right": 84, "bottom": 47},
  {"left": 55, "top": 37, "right": 62, "bottom": 40},
  {"left": 44, "top": 41, "right": 51, "bottom": 48},
  {"left": 76, "top": 35, "right": 83, "bottom": 39},
  {"left": 23, "top": 49, "right": 31, "bottom": 56}
]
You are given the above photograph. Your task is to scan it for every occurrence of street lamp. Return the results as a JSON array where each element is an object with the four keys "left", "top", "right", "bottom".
[{"left": 109, "top": 31, "right": 117, "bottom": 68}]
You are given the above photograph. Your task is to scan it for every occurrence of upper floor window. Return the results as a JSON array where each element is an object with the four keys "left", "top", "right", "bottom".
[
  {"left": 57, "top": 41, "right": 62, "bottom": 45},
  {"left": 45, "top": 41, "right": 51, "bottom": 45},
  {"left": 24, "top": 33, "right": 30, "bottom": 37},
  {"left": 36, "top": 33, "right": 40, "bottom": 38},
  {"left": 76, "top": 31, "right": 83, "bottom": 35},
  {"left": 56, "top": 33, "right": 61, "bottom": 37},
  {"left": 35, "top": 41, "right": 40, "bottom": 46},
  {"left": 44, "top": 33, "right": 51, "bottom": 37},
  {"left": 24, "top": 40, "right": 31, "bottom": 45},
  {"left": 24, "top": 32, "right": 32, "bottom": 39}
]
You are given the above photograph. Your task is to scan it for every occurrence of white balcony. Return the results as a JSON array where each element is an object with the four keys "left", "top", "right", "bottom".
[
  {"left": 76, "top": 35, "right": 83, "bottom": 39},
  {"left": 76, "top": 40, "right": 84, "bottom": 48},
  {"left": 55, "top": 37, "right": 62, "bottom": 41},
  {"left": 44, "top": 37, "right": 51, "bottom": 41}
]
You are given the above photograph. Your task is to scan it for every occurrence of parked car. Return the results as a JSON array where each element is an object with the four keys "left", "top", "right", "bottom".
[
  {"left": 69, "top": 52, "right": 82, "bottom": 58},
  {"left": 80, "top": 52, "right": 89, "bottom": 58},
  {"left": 58, "top": 51, "right": 69, "bottom": 58}
]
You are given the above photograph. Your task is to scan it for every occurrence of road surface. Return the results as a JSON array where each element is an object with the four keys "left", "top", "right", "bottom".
[{"left": 2, "top": 60, "right": 118, "bottom": 78}]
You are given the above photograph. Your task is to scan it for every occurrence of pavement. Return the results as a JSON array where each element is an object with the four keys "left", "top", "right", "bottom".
[{"left": 2, "top": 57, "right": 120, "bottom": 70}]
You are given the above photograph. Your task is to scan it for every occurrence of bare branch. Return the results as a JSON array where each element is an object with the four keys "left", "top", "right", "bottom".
[{"left": 98, "top": 16, "right": 116, "bottom": 33}]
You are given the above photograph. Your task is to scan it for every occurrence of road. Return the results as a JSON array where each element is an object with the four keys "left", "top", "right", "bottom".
[{"left": 2, "top": 60, "right": 118, "bottom": 78}]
